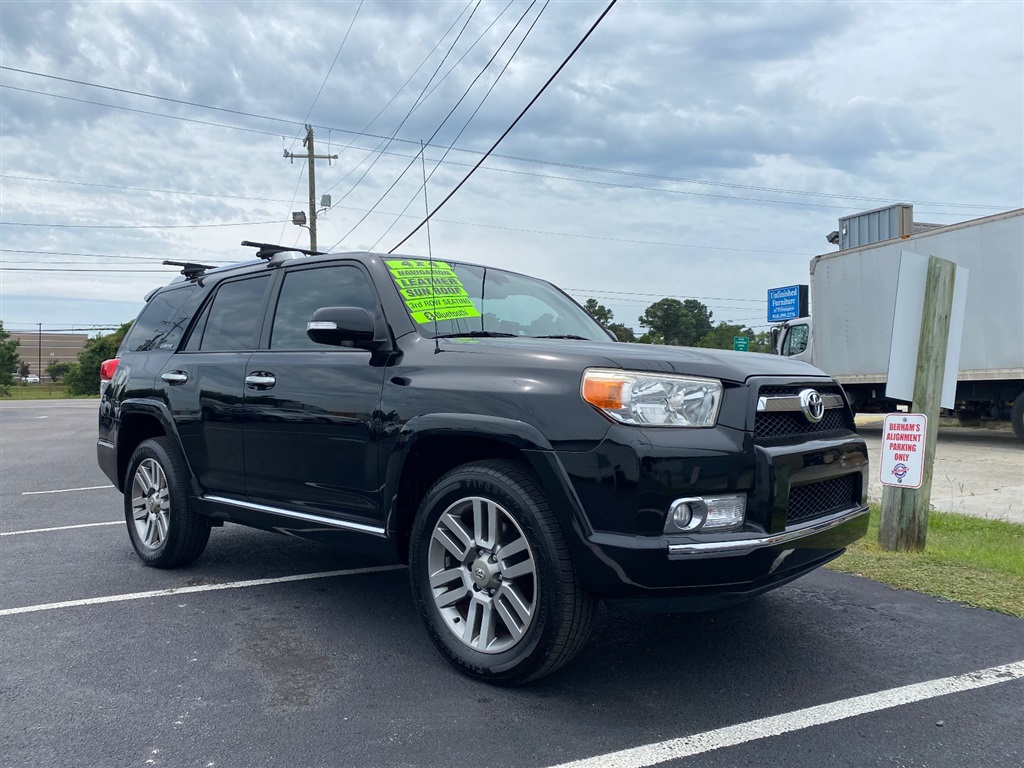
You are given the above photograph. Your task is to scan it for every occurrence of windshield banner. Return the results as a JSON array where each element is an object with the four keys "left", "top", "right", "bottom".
[{"left": 385, "top": 259, "right": 482, "bottom": 324}]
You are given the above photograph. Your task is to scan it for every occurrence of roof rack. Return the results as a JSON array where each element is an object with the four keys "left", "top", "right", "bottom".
[
  {"left": 163, "top": 260, "right": 215, "bottom": 279},
  {"left": 241, "top": 240, "right": 323, "bottom": 260}
]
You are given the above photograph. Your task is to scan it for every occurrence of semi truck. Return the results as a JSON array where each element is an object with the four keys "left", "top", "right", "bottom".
[{"left": 774, "top": 205, "right": 1024, "bottom": 442}]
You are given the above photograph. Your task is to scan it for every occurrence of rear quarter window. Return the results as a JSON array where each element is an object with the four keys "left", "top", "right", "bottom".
[{"left": 122, "top": 284, "right": 198, "bottom": 352}]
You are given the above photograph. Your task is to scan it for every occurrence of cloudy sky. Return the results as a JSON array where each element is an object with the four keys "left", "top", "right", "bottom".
[{"left": 1, "top": 0, "right": 1021, "bottom": 338}]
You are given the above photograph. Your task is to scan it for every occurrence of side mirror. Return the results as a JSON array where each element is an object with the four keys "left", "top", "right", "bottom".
[{"left": 306, "top": 306, "right": 377, "bottom": 346}]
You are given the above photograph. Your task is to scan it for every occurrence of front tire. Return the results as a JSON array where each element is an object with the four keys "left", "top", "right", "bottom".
[
  {"left": 409, "top": 460, "right": 595, "bottom": 685},
  {"left": 124, "top": 437, "right": 211, "bottom": 568}
]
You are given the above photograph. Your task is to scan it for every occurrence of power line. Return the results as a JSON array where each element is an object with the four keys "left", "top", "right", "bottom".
[
  {"left": 574, "top": 288, "right": 767, "bottom": 303},
  {"left": 321, "top": 0, "right": 486, "bottom": 229},
  {"left": 0, "top": 192, "right": 815, "bottom": 257},
  {"left": 436, "top": 219, "right": 814, "bottom": 255},
  {"left": 277, "top": 0, "right": 363, "bottom": 241},
  {"left": 343, "top": 0, "right": 541, "bottom": 248},
  {"left": 359, "top": 1, "right": 478, "bottom": 135},
  {"left": 1, "top": 219, "right": 285, "bottom": 230},
  {"left": 0, "top": 267, "right": 174, "bottom": 273},
  {"left": 389, "top": 0, "right": 617, "bottom": 252},
  {"left": 0, "top": 84, "right": 284, "bottom": 138},
  {"left": 286, "top": 0, "right": 478, "bottom": 237},
  {"left": 287, "top": 0, "right": 363, "bottom": 153},
  {"left": 3, "top": 157, "right": 996, "bottom": 219},
  {"left": 0, "top": 252, "right": 232, "bottom": 268},
  {"left": 1, "top": 173, "right": 295, "bottom": 204},
  {"left": 369, "top": 0, "right": 550, "bottom": 250},
  {"left": 3, "top": 69, "right": 1012, "bottom": 213}
]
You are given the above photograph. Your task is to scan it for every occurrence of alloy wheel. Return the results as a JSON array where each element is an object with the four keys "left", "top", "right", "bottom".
[
  {"left": 427, "top": 496, "right": 537, "bottom": 653},
  {"left": 130, "top": 458, "right": 170, "bottom": 550}
]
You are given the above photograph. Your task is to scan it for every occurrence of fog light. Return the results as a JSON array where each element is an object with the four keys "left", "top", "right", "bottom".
[
  {"left": 702, "top": 495, "right": 746, "bottom": 531},
  {"left": 665, "top": 498, "right": 704, "bottom": 532},
  {"left": 664, "top": 494, "right": 746, "bottom": 533}
]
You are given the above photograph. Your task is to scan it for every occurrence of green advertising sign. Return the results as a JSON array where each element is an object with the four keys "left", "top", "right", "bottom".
[
  {"left": 733, "top": 336, "right": 750, "bottom": 352},
  {"left": 384, "top": 259, "right": 481, "bottom": 324}
]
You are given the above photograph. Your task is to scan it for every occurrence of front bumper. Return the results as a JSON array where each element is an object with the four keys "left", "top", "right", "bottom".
[
  {"left": 578, "top": 501, "right": 868, "bottom": 601},
  {"left": 667, "top": 503, "right": 869, "bottom": 559},
  {"left": 549, "top": 418, "right": 869, "bottom": 605}
]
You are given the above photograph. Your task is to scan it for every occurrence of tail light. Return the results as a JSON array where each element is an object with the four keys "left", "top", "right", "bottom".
[{"left": 100, "top": 358, "right": 119, "bottom": 383}]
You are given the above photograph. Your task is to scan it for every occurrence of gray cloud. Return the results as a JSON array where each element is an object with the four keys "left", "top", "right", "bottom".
[{"left": 0, "top": 0, "right": 1020, "bottom": 332}]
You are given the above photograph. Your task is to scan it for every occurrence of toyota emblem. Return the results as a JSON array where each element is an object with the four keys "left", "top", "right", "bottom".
[{"left": 798, "top": 389, "right": 825, "bottom": 423}]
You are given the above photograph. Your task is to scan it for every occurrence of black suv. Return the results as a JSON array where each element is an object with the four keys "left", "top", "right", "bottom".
[{"left": 98, "top": 243, "right": 869, "bottom": 684}]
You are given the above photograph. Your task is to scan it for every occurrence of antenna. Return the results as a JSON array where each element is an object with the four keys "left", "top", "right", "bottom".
[{"left": 420, "top": 140, "right": 440, "bottom": 354}]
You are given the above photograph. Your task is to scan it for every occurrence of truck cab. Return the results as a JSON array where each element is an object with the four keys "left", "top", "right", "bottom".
[{"left": 773, "top": 318, "right": 813, "bottom": 364}]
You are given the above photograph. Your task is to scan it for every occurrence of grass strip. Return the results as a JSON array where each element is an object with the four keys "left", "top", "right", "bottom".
[
  {"left": 828, "top": 505, "right": 1024, "bottom": 618},
  {"left": 1, "top": 386, "right": 95, "bottom": 400}
]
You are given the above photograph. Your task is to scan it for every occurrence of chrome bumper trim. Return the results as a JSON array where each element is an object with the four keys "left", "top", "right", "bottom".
[
  {"left": 203, "top": 495, "right": 387, "bottom": 536},
  {"left": 667, "top": 504, "right": 869, "bottom": 559}
]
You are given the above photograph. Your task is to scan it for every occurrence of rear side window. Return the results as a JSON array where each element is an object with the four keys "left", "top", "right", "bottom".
[
  {"left": 122, "top": 285, "right": 197, "bottom": 352},
  {"left": 270, "top": 265, "right": 377, "bottom": 350},
  {"left": 198, "top": 275, "right": 272, "bottom": 352}
]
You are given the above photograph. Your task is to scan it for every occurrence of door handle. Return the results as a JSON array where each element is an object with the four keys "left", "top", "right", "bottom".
[
  {"left": 245, "top": 373, "right": 276, "bottom": 390},
  {"left": 161, "top": 371, "right": 189, "bottom": 385}
]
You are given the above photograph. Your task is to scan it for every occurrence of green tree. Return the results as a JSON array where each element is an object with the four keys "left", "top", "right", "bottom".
[
  {"left": 64, "top": 322, "right": 132, "bottom": 396},
  {"left": 0, "top": 321, "right": 20, "bottom": 394},
  {"left": 583, "top": 298, "right": 613, "bottom": 327},
  {"left": 18, "top": 360, "right": 31, "bottom": 378},
  {"left": 584, "top": 298, "right": 637, "bottom": 342},
  {"left": 46, "top": 360, "right": 72, "bottom": 382},
  {"left": 696, "top": 323, "right": 773, "bottom": 353},
  {"left": 607, "top": 322, "right": 636, "bottom": 343},
  {"left": 637, "top": 298, "right": 713, "bottom": 347}
]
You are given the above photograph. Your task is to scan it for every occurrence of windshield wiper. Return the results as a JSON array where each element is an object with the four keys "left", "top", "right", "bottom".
[
  {"left": 530, "top": 334, "right": 592, "bottom": 340},
  {"left": 434, "top": 331, "right": 519, "bottom": 339}
]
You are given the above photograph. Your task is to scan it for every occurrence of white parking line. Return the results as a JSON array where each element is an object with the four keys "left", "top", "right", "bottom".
[
  {"left": 1, "top": 521, "right": 122, "bottom": 536},
  {"left": 0, "top": 564, "right": 406, "bottom": 617},
  {"left": 546, "top": 660, "right": 1024, "bottom": 768},
  {"left": 22, "top": 484, "right": 114, "bottom": 495}
]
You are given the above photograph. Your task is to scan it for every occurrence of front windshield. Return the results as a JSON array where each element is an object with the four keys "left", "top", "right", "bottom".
[{"left": 385, "top": 259, "right": 610, "bottom": 341}]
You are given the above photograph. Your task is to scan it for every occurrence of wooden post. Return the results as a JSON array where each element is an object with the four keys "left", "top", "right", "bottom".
[
  {"left": 879, "top": 255, "right": 956, "bottom": 551},
  {"left": 305, "top": 125, "right": 317, "bottom": 253}
]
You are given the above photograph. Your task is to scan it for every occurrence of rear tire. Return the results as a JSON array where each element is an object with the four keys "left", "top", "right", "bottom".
[
  {"left": 409, "top": 460, "right": 595, "bottom": 685},
  {"left": 124, "top": 437, "right": 211, "bottom": 568}
]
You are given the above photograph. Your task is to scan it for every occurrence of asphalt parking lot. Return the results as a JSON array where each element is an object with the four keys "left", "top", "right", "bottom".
[{"left": 2, "top": 400, "right": 1022, "bottom": 768}]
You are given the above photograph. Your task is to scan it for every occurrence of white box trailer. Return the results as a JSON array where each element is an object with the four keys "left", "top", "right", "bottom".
[{"left": 776, "top": 207, "right": 1024, "bottom": 441}]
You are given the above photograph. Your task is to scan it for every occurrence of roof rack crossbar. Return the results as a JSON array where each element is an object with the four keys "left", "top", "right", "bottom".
[
  {"left": 163, "top": 260, "right": 215, "bottom": 279},
  {"left": 241, "top": 240, "right": 323, "bottom": 260}
]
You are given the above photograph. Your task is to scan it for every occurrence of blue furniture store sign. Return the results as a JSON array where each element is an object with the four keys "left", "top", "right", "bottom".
[{"left": 767, "top": 284, "right": 809, "bottom": 323}]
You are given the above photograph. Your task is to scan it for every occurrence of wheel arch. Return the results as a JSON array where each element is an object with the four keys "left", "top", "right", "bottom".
[
  {"left": 116, "top": 401, "right": 183, "bottom": 492},
  {"left": 384, "top": 414, "right": 588, "bottom": 564}
]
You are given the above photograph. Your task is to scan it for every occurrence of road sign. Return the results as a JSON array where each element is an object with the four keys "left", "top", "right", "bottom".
[
  {"left": 767, "top": 284, "right": 809, "bottom": 323},
  {"left": 880, "top": 413, "right": 928, "bottom": 488},
  {"left": 733, "top": 336, "right": 749, "bottom": 351}
]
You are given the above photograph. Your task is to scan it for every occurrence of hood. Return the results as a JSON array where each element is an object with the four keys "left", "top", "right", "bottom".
[{"left": 441, "top": 337, "right": 829, "bottom": 383}]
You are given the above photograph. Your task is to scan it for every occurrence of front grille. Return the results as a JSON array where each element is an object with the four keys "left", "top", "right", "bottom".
[
  {"left": 754, "top": 384, "right": 849, "bottom": 439},
  {"left": 755, "top": 409, "right": 847, "bottom": 439},
  {"left": 787, "top": 474, "right": 859, "bottom": 525}
]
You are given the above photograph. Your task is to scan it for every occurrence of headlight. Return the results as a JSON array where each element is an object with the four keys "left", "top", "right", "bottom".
[{"left": 581, "top": 368, "right": 722, "bottom": 427}]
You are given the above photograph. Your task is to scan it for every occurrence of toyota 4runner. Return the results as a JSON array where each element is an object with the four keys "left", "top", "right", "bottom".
[{"left": 98, "top": 242, "right": 869, "bottom": 684}]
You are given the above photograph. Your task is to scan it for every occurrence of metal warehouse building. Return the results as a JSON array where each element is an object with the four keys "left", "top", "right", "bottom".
[{"left": 8, "top": 332, "right": 89, "bottom": 380}]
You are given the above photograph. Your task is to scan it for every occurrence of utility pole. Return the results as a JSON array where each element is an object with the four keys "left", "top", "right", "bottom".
[
  {"left": 37, "top": 323, "right": 42, "bottom": 379},
  {"left": 878, "top": 255, "right": 957, "bottom": 552},
  {"left": 283, "top": 125, "right": 338, "bottom": 252}
]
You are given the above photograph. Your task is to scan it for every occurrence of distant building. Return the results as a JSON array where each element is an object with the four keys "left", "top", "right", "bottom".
[{"left": 9, "top": 332, "right": 89, "bottom": 380}]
